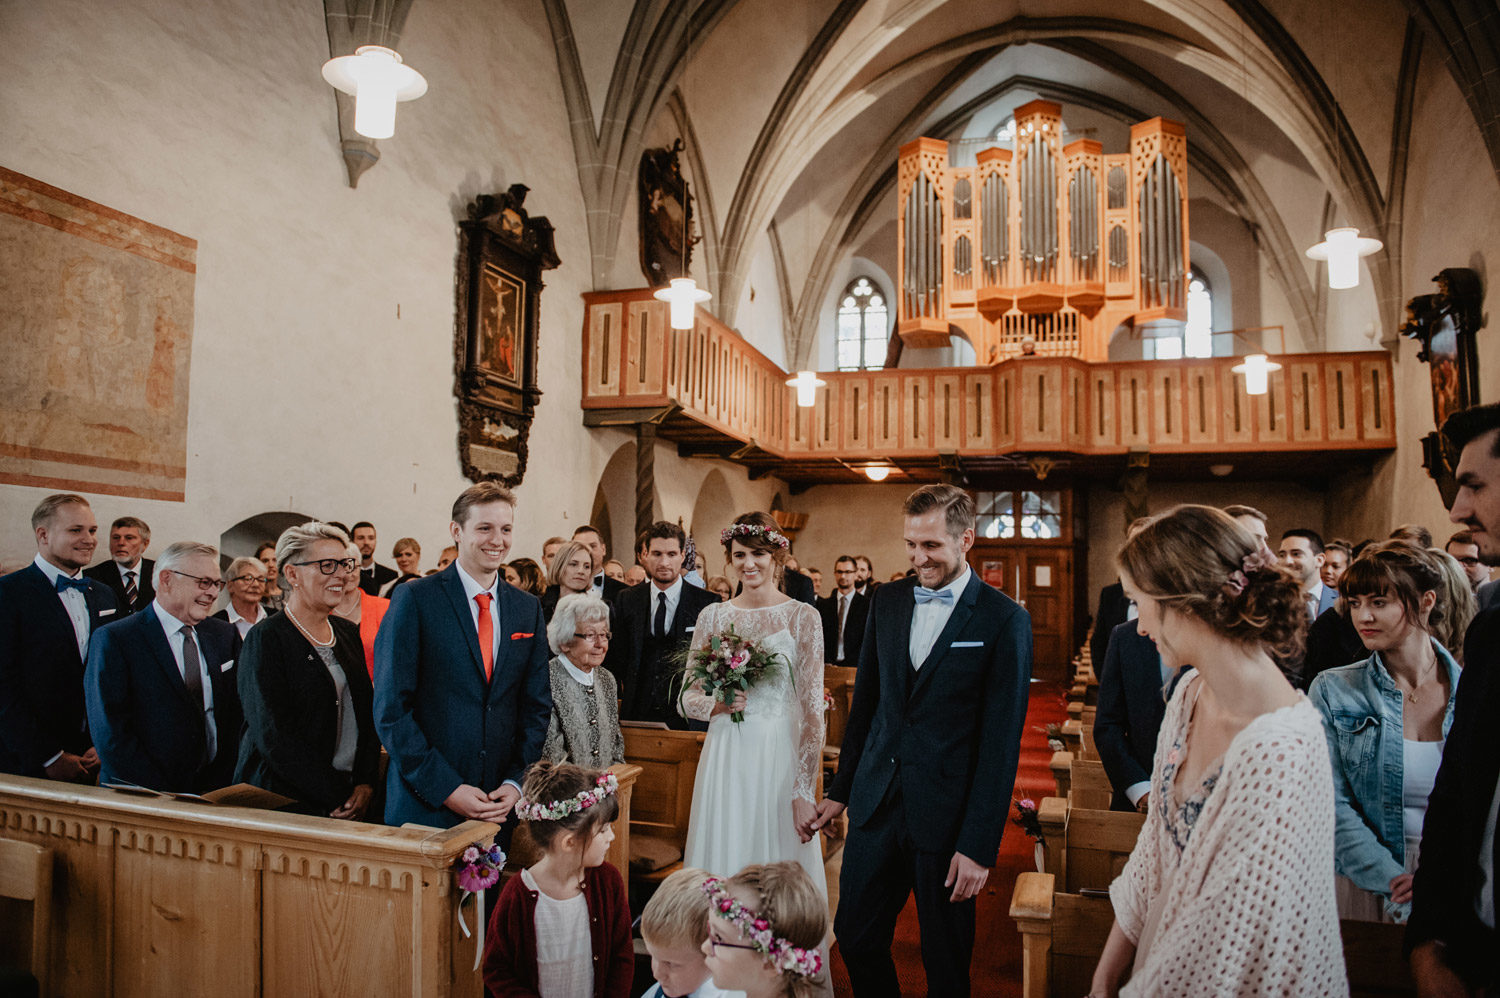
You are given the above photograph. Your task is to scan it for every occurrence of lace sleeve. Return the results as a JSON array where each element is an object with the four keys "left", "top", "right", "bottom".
[
  {"left": 677, "top": 603, "right": 717, "bottom": 722},
  {"left": 791, "top": 603, "right": 826, "bottom": 803}
]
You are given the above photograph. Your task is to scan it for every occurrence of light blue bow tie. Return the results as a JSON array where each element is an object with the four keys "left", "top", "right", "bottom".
[{"left": 913, "top": 587, "right": 954, "bottom": 605}]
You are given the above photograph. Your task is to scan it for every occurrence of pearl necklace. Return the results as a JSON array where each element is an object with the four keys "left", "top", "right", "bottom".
[{"left": 287, "top": 605, "right": 336, "bottom": 648}]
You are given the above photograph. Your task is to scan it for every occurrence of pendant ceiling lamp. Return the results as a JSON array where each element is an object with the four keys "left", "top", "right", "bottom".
[
  {"left": 322, "top": 45, "right": 427, "bottom": 140},
  {"left": 654, "top": 277, "right": 711, "bottom": 330},
  {"left": 1231, "top": 353, "right": 1281, "bottom": 396},
  {"left": 1304, "top": 227, "right": 1382, "bottom": 290},
  {"left": 863, "top": 464, "right": 892, "bottom": 482},
  {"left": 785, "top": 370, "right": 826, "bottom": 408}
]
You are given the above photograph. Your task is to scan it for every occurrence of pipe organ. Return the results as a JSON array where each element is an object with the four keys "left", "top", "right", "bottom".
[{"left": 897, "top": 100, "right": 1189, "bottom": 361}]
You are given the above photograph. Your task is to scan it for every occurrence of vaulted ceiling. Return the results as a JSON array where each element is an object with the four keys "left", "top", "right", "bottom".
[{"left": 533, "top": 0, "right": 1500, "bottom": 367}]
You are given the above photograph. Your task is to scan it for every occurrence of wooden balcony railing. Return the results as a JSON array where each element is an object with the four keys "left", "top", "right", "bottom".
[{"left": 581, "top": 290, "right": 1396, "bottom": 474}]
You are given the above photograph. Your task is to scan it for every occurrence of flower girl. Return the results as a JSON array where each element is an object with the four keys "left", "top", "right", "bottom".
[
  {"left": 482, "top": 760, "right": 633, "bottom": 998},
  {"left": 701, "top": 862, "right": 827, "bottom": 998}
]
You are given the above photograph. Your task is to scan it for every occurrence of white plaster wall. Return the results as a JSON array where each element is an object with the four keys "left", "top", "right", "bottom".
[
  {"left": 0, "top": 0, "right": 608, "bottom": 571},
  {"left": 789, "top": 483, "right": 914, "bottom": 587}
]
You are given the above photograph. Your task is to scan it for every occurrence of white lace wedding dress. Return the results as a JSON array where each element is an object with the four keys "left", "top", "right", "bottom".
[{"left": 680, "top": 598, "right": 827, "bottom": 897}]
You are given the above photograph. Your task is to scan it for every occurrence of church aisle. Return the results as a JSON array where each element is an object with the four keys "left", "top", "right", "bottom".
[{"left": 828, "top": 680, "right": 1071, "bottom": 996}]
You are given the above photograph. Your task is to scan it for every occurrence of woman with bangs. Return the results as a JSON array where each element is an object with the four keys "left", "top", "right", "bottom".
[{"left": 1308, "top": 541, "right": 1466, "bottom": 922}]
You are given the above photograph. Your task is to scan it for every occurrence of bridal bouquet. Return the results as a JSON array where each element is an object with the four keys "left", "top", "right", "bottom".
[{"left": 682, "top": 623, "right": 787, "bottom": 723}]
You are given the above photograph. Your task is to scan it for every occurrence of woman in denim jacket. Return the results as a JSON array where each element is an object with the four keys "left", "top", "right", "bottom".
[{"left": 1308, "top": 541, "right": 1470, "bottom": 922}]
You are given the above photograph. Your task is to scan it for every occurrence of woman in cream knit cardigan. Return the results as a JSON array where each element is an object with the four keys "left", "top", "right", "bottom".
[{"left": 1089, "top": 505, "right": 1346, "bottom": 997}]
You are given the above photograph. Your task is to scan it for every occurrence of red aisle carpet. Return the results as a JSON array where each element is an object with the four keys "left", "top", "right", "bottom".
[{"left": 829, "top": 681, "right": 1071, "bottom": 997}]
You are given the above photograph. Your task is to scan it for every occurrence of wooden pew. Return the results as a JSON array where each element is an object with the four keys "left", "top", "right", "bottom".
[
  {"left": 1060, "top": 719, "right": 1087, "bottom": 760},
  {"left": 0, "top": 774, "right": 497, "bottom": 997},
  {"left": 622, "top": 727, "right": 706, "bottom": 885},
  {"left": 1049, "top": 751, "right": 1072, "bottom": 801},
  {"left": 0, "top": 837, "right": 51, "bottom": 995},
  {"left": 1068, "top": 758, "right": 1114, "bottom": 811},
  {"left": 1011, "top": 871, "right": 1417, "bottom": 998},
  {"left": 1036, "top": 797, "right": 1144, "bottom": 894},
  {"left": 823, "top": 665, "right": 857, "bottom": 756}
]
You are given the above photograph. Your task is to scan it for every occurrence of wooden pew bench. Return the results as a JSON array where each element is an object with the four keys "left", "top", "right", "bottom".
[
  {"left": 1067, "top": 758, "right": 1114, "bottom": 812},
  {"left": 622, "top": 727, "right": 705, "bottom": 887},
  {"left": 1036, "top": 797, "right": 1144, "bottom": 893}
]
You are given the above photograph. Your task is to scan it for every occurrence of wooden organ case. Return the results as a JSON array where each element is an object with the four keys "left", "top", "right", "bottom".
[{"left": 898, "top": 100, "right": 1189, "bottom": 362}]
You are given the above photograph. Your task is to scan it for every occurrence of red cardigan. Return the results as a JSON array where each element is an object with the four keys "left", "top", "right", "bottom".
[{"left": 482, "top": 862, "right": 633, "bottom": 998}]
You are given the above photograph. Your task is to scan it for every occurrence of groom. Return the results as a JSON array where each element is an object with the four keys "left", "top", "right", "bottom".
[{"left": 806, "top": 484, "right": 1032, "bottom": 996}]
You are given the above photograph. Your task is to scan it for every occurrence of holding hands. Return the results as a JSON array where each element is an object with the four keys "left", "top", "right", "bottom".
[{"left": 445, "top": 782, "right": 521, "bottom": 822}]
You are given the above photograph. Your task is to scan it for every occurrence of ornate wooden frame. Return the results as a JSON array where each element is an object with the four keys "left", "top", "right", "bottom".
[
  {"left": 454, "top": 184, "right": 560, "bottom": 486},
  {"left": 1402, "top": 267, "right": 1483, "bottom": 504}
]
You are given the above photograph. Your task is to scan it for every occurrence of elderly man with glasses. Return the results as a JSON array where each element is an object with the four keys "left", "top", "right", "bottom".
[
  {"left": 84, "top": 541, "right": 244, "bottom": 794},
  {"left": 213, "top": 556, "right": 270, "bottom": 639}
]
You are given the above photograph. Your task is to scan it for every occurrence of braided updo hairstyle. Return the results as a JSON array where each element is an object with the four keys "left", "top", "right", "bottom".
[
  {"left": 1117, "top": 504, "right": 1308, "bottom": 665},
  {"left": 724, "top": 862, "right": 827, "bottom": 998}
]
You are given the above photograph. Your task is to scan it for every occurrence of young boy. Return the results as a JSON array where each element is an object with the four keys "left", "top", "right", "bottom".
[{"left": 640, "top": 867, "right": 739, "bottom": 998}]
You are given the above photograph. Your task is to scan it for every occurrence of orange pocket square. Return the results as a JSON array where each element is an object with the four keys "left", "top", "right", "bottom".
[{"left": 511, "top": 632, "right": 534, "bottom": 640}]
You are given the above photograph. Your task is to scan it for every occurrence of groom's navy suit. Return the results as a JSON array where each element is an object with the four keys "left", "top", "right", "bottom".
[
  {"left": 374, "top": 565, "right": 551, "bottom": 828},
  {"left": 828, "top": 571, "right": 1032, "bottom": 997}
]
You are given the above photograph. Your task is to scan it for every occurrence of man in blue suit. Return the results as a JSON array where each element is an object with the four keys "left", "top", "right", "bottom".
[
  {"left": 85, "top": 541, "right": 242, "bottom": 794},
  {"left": 0, "top": 493, "right": 119, "bottom": 781},
  {"left": 1094, "top": 619, "right": 1183, "bottom": 812},
  {"left": 808, "top": 485, "right": 1032, "bottom": 998},
  {"left": 375, "top": 481, "right": 552, "bottom": 829},
  {"left": 1278, "top": 528, "right": 1338, "bottom": 618}
]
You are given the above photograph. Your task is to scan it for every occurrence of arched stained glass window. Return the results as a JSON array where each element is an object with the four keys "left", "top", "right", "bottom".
[{"left": 836, "top": 277, "right": 889, "bottom": 371}]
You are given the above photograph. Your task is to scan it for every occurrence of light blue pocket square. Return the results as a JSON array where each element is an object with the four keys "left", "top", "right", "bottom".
[{"left": 952, "top": 640, "right": 984, "bottom": 648}]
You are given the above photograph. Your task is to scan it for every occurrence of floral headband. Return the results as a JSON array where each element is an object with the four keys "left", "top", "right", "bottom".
[
  {"left": 720, "top": 523, "right": 789, "bottom": 550},
  {"left": 1224, "top": 543, "right": 1279, "bottom": 595},
  {"left": 701, "top": 876, "right": 822, "bottom": 978},
  {"left": 516, "top": 773, "right": 618, "bottom": 822}
]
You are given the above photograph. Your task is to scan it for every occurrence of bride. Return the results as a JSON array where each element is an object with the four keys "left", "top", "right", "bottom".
[{"left": 680, "top": 511, "right": 827, "bottom": 897}]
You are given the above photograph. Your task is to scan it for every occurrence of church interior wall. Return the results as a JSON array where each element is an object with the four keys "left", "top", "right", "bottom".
[{"left": 0, "top": 0, "right": 611, "bottom": 570}]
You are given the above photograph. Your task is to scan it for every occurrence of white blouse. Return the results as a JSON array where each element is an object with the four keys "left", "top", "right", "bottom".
[{"left": 520, "top": 868, "right": 593, "bottom": 998}]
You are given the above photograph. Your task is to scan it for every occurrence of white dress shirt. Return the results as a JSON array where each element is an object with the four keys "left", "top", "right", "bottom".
[
  {"left": 225, "top": 601, "right": 267, "bottom": 640},
  {"left": 33, "top": 554, "right": 91, "bottom": 662},
  {"left": 455, "top": 561, "right": 502, "bottom": 662},
  {"left": 113, "top": 559, "right": 144, "bottom": 598},
  {"left": 649, "top": 576, "right": 684, "bottom": 635},
  {"left": 909, "top": 566, "right": 970, "bottom": 669},
  {"left": 152, "top": 599, "right": 217, "bottom": 760},
  {"left": 558, "top": 652, "right": 595, "bottom": 687}
]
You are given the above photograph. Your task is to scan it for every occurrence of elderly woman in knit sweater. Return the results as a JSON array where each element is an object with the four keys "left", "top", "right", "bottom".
[
  {"left": 1089, "top": 505, "right": 1345, "bottom": 997},
  {"left": 541, "top": 592, "right": 625, "bottom": 769}
]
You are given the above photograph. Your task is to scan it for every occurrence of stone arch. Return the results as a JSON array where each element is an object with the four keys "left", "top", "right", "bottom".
[
  {"left": 591, "top": 439, "right": 640, "bottom": 566},
  {"left": 689, "top": 468, "right": 736, "bottom": 579},
  {"left": 219, "top": 511, "right": 314, "bottom": 568}
]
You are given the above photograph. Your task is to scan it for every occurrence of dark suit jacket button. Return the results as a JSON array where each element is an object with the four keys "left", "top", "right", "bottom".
[{"left": 479, "top": 750, "right": 486, "bottom": 758}]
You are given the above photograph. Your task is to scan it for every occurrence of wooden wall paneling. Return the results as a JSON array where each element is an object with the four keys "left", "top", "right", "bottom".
[
  {"left": 113, "top": 828, "right": 259, "bottom": 998},
  {"left": 14, "top": 808, "right": 115, "bottom": 998},
  {"left": 871, "top": 377, "right": 902, "bottom": 451},
  {"left": 1117, "top": 367, "right": 1151, "bottom": 448},
  {"left": 1254, "top": 367, "right": 1290, "bottom": 444},
  {"left": 1323, "top": 359, "right": 1359, "bottom": 442},
  {"left": 812, "top": 380, "right": 840, "bottom": 452},
  {"left": 1065, "top": 365, "right": 1088, "bottom": 449},
  {"left": 1017, "top": 363, "right": 1065, "bottom": 446},
  {"left": 842, "top": 375, "right": 871, "bottom": 453},
  {"left": 1359, "top": 359, "right": 1395, "bottom": 442},
  {"left": 1219, "top": 366, "right": 1254, "bottom": 445},
  {"left": 1184, "top": 365, "right": 1219, "bottom": 446},
  {"left": 962, "top": 373, "right": 994, "bottom": 448},
  {"left": 1288, "top": 361, "right": 1325, "bottom": 442},
  {"left": 933, "top": 374, "right": 964, "bottom": 450},
  {"left": 901, "top": 376, "right": 932, "bottom": 451},
  {"left": 625, "top": 301, "right": 663, "bottom": 398},
  {"left": 1090, "top": 370, "right": 1117, "bottom": 448},
  {"left": 1151, "top": 366, "right": 1185, "bottom": 446},
  {"left": 585, "top": 302, "right": 623, "bottom": 400},
  {"left": 995, "top": 367, "right": 1017, "bottom": 449}
]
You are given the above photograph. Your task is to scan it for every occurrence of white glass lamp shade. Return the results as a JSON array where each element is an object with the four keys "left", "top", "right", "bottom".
[
  {"left": 653, "top": 277, "right": 712, "bottom": 330},
  {"left": 785, "top": 370, "right": 826, "bottom": 408},
  {"left": 1304, "top": 226, "right": 1382, "bottom": 291},
  {"left": 1231, "top": 354, "right": 1282, "bottom": 396},
  {"left": 863, "top": 464, "right": 891, "bottom": 482},
  {"left": 322, "top": 45, "right": 428, "bottom": 140}
]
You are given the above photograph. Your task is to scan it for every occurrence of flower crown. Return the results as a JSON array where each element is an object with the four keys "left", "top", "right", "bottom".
[
  {"left": 516, "top": 773, "right": 618, "bottom": 822},
  {"left": 701, "top": 876, "right": 822, "bottom": 978},
  {"left": 720, "top": 522, "right": 789, "bottom": 550}
]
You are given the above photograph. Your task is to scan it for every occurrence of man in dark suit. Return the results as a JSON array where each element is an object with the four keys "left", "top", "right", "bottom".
[
  {"left": 1408, "top": 402, "right": 1500, "bottom": 993},
  {"left": 853, "top": 554, "right": 877, "bottom": 596},
  {"left": 571, "top": 524, "right": 629, "bottom": 605},
  {"left": 1094, "top": 620, "right": 1180, "bottom": 812},
  {"left": 817, "top": 555, "right": 870, "bottom": 667},
  {"left": 374, "top": 482, "right": 552, "bottom": 829},
  {"left": 85, "top": 541, "right": 242, "bottom": 793},
  {"left": 0, "top": 493, "right": 119, "bottom": 781},
  {"left": 352, "top": 521, "right": 397, "bottom": 596},
  {"left": 606, "top": 521, "right": 719, "bottom": 729},
  {"left": 84, "top": 515, "right": 155, "bottom": 614},
  {"left": 809, "top": 485, "right": 1032, "bottom": 997},
  {"left": 1090, "top": 579, "right": 1131, "bottom": 673}
]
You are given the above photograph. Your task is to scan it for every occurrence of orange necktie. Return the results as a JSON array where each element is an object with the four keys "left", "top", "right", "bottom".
[{"left": 475, "top": 592, "right": 494, "bottom": 680}]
